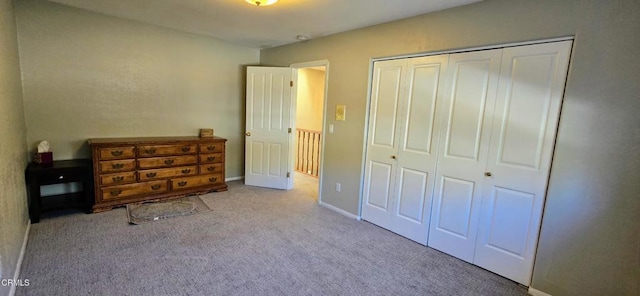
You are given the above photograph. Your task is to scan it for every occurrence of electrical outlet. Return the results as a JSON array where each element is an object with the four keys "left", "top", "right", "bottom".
[{"left": 336, "top": 183, "right": 341, "bottom": 192}]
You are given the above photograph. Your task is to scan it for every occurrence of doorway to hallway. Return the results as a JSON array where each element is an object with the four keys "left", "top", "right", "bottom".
[{"left": 292, "top": 63, "right": 327, "bottom": 201}]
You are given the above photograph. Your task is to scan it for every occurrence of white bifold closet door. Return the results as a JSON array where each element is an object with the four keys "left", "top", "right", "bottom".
[
  {"left": 362, "top": 55, "right": 448, "bottom": 245},
  {"left": 427, "top": 48, "right": 503, "bottom": 262},
  {"left": 428, "top": 41, "right": 572, "bottom": 285},
  {"left": 472, "top": 41, "right": 572, "bottom": 284}
]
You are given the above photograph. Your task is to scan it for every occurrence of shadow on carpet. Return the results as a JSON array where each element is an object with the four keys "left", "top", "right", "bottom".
[{"left": 126, "top": 195, "right": 212, "bottom": 225}]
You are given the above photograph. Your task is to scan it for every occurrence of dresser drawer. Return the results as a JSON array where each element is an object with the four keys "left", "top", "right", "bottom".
[
  {"left": 98, "top": 146, "right": 135, "bottom": 160},
  {"left": 138, "top": 165, "right": 198, "bottom": 181},
  {"left": 137, "top": 155, "right": 197, "bottom": 169},
  {"left": 199, "top": 143, "right": 224, "bottom": 153},
  {"left": 171, "top": 173, "right": 223, "bottom": 190},
  {"left": 138, "top": 144, "right": 197, "bottom": 157},
  {"left": 200, "top": 163, "right": 223, "bottom": 174},
  {"left": 101, "top": 180, "right": 168, "bottom": 201},
  {"left": 99, "top": 159, "right": 136, "bottom": 174},
  {"left": 199, "top": 153, "right": 224, "bottom": 164},
  {"left": 100, "top": 171, "right": 136, "bottom": 186}
]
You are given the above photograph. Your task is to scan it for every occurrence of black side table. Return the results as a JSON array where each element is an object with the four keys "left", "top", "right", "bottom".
[{"left": 25, "top": 159, "right": 94, "bottom": 223}]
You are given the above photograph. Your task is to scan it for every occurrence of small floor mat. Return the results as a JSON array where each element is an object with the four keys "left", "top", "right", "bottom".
[{"left": 126, "top": 195, "right": 212, "bottom": 225}]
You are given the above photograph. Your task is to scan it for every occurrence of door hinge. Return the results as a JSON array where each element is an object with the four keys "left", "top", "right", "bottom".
[
  {"left": 288, "top": 127, "right": 292, "bottom": 134},
  {"left": 290, "top": 81, "right": 293, "bottom": 87},
  {"left": 286, "top": 172, "right": 290, "bottom": 178}
]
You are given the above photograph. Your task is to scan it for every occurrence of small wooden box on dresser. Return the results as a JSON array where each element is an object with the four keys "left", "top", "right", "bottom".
[{"left": 88, "top": 136, "right": 227, "bottom": 212}]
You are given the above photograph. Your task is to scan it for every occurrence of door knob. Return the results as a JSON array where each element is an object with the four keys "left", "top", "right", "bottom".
[
  {"left": 485, "top": 172, "right": 492, "bottom": 177},
  {"left": 245, "top": 132, "right": 251, "bottom": 136},
  {"left": 391, "top": 155, "right": 397, "bottom": 160}
]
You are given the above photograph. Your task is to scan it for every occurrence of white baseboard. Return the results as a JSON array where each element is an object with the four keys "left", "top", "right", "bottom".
[
  {"left": 319, "top": 201, "right": 360, "bottom": 220},
  {"left": 225, "top": 176, "right": 244, "bottom": 182},
  {"left": 528, "top": 287, "right": 552, "bottom": 296},
  {"left": 9, "top": 221, "right": 30, "bottom": 296}
]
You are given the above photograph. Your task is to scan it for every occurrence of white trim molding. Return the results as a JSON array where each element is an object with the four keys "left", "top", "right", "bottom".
[
  {"left": 9, "top": 221, "right": 30, "bottom": 296},
  {"left": 225, "top": 176, "right": 244, "bottom": 182},
  {"left": 319, "top": 201, "right": 360, "bottom": 220},
  {"left": 528, "top": 287, "right": 552, "bottom": 296}
]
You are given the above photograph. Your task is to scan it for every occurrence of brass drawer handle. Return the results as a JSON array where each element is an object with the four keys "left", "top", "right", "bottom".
[
  {"left": 109, "top": 190, "right": 122, "bottom": 196},
  {"left": 112, "top": 163, "right": 124, "bottom": 169},
  {"left": 146, "top": 172, "right": 157, "bottom": 178},
  {"left": 112, "top": 176, "right": 124, "bottom": 182},
  {"left": 151, "top": 184, "right": 162, "bottom": 190},
  {"left": 177, "top": 181, "right": 187, "bottom": 187},
  {"left": 181, "top": 146, "right": 191, "bottom": 152},
  {"left": 181, "top": 169, "right": 191, "bottom": 174},
  {"left": 207, "top": 166, "right": 216, "bottom": 171},
  {"left": 111, "top": 150, "right": 123, "bottom": 156},
  {"left": 207, "top": 145, "right": 216, "bottom": 151},
  {"left": 209, "top": 177, "right": 218, "bottom": 183},
  {"left": 207, "top": 156, "right": 216, "bottom": 161},
  {"left": 144, "top": 148, "right": 156, "bottom": 154},
  {"left": 164, "top": 159, "right": 175, "bottom": 165}
]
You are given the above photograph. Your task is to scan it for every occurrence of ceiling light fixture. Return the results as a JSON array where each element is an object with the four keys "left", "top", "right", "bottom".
[{"left": 245, "top": 0, "right": 278, "bottom": 6}]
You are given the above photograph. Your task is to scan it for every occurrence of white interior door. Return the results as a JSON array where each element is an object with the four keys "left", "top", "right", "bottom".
[
  {"left": 427, "top": 49, "right": 502, "bottom": 262},
  {"left": 362, "top": 59, "right": 405, "bottom": 229},
  {"left": 245, "top": 66, "right": 293, "bottom": 189},
  {"left": 473, "top": 41, "right": 572, "bottom": 285},
  {"left": 389, "top": 55, "right": 448, "bottom": 244}
]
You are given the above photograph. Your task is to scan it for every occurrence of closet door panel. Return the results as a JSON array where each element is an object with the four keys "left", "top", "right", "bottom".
[
  {"left": 391, "top": 56, "right": 448, "bottom": 244},
  {"left": 362, "top": 60, "right": 406, "bottom": 229},
  {"left": 438, "top": 177, "right": 476, "bottom": 238},
  {"left": 366, "top": 161, "right": 393, "bottom": 210},
  {"left": 428, "top": 49, "right": 502, "bottom": 261},
  {"left": 475, "top": 41, "right": 572, "bottom": 285},
  {"left": 445, "top": 60, "right": 495, "bottom": 160},
  {"left": 403, "top": 62, "right": 441, "bottom": 153},
  {"left": 371, "top": 66, "right": 403, "bottom": 147},
  {"left": 396, "top": 168, "right": 428, "bottom": 222}
]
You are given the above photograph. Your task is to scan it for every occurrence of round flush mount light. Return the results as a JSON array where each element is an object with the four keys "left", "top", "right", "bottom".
[{"left": 245, "top": 0, "right": 278, "bottom": 6}]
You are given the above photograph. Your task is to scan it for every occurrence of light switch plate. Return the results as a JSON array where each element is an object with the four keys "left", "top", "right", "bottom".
[{"left": 336, "top": 104, "right": 346, "bottom": 121}]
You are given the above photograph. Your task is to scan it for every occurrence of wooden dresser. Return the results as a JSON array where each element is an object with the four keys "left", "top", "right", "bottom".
[{"left": 88, "top": 136, "right": 227, "bottom": 212}]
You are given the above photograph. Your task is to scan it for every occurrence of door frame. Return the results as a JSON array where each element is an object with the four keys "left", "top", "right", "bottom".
[
  {"left": 289, "top": 60, "right": 330, "bottom": 204},
  {"left": 358, "top": 36, "right": 575, "bottom": 285}
]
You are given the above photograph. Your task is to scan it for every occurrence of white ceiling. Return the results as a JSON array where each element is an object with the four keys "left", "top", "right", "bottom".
[{"left": 47, "top": 0, "right": 481, "bottom": 48}]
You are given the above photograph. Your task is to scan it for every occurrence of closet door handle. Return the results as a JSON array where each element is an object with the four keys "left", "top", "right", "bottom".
[
  {"left": 391, "top": 155, "right": 397, "bottom": 160},
  {"left": 484, "top": 172, "right": 492, "bottom": 177}
]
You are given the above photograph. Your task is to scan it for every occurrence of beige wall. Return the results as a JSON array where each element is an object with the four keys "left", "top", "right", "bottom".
[
  {"left": 261, "top": 0, "right": 640, "bottom": 295},
  {"left": 15, "top": 0, "right": 260, "bottom": 179},
  {"left": 0, "top": 0, "right": 29, "bottom": 292},
  {"left": 296, "top": 68, "right": 325, "bottom": 132}
]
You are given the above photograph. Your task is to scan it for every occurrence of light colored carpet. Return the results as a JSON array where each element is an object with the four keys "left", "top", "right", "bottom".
[{"left": 16, "top": 180, "right": 528, "bottom": 296}]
